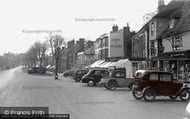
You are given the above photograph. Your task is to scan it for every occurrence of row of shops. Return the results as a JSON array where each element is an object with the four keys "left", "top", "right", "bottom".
[{"left": 153, "top": 50, "right": 190, "bottom": 81}]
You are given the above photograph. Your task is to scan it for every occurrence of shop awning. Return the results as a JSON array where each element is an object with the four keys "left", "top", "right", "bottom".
[
  {"left": 101, "top": 62, "right": 114, "bottom": 68},
  {"left": 90, "top": 60, "right": 105, "bottom": 68}
]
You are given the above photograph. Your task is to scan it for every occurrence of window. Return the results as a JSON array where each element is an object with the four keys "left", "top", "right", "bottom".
[
  {"left": 169, "top": 19, "right": 175, "bottom": 29},
  {"left": 160, "top": 74, "right": 172, "bottom": 82},
  {"left": 149, "top": 74, "right": 158, "bottom": 81},
  {"left": 151, "top": 22, "right": 155, "bottom": 36},
  {"left": 101, "top": 70, "right": 109, "bottom": 75},
  {"left": 150, "top": 41, "right": 156, "bottom": 56},
  {"left": 94, "top": 70, "right": 101, "bottom": 75},
  {"left": 135, "top": 72, "right": 142, "bottom": 78},
  {"left": 120, "top": 72, "right": 126, "bottom": 78},
  {"left": 76, "top": 70, "right": 82, "bottom": 74},
  {"left": 173, "top": 36, "right": 182, "bottom": 51},
  {"left": 115, "top": 72, "right": 121, "bottom": 77}
]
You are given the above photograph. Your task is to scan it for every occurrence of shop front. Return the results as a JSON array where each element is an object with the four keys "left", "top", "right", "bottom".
[{"left": 153, "top": 50, "right": 190, "bottom": 81}]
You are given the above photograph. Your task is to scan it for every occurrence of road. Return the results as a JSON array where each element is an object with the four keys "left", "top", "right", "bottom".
[{"left": 0, "top": 67, "right": 190, "bottom": 119}]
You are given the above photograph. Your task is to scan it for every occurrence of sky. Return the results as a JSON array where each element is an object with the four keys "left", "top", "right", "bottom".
[{"left": 0, "top": 0, "right": 171, "bottom": 55}]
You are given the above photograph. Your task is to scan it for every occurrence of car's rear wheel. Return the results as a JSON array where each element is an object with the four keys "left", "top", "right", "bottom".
[
  {"left": 132, "top": 90, "right": 143, "bottom": 100},
  {"left": 75, "top": 77, "right": 81, "bottom": 82},
  {"left": 106, "top": 81, "right": 117, "bottom": 91},
  {"left": 87, "top": 80, "right": 95, "bottom": 87},
  {"left": 180, "top": 89, "right": 190, "bottom": 101},
  {"left": 143, "top": 88, "right": 156, "bottom": 102}
]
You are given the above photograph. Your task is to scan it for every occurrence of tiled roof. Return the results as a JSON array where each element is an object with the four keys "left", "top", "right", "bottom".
[
  {"left": 155, "top": 0, "right": 185, "bottom": 18},
  {"left": 159, "top": 0, "right": 190, "bottom": 37}
]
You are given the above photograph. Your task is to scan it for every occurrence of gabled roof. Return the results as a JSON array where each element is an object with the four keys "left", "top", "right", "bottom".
[{"left": 84, "top": 46, "right": 95, "bottom": 55}]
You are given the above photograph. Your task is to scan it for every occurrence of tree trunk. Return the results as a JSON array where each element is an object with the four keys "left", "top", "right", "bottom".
[{"left": 55, "top": 57, "right": 59, "bottom": 79}]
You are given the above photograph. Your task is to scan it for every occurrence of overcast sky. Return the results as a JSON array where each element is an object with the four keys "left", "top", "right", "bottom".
[{"left": 0, "top": 0, "right": 171, "bottom": 55}]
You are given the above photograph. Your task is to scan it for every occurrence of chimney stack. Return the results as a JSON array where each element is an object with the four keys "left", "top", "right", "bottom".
[
  {"left": 112, "top": 24, "right": 118, "bottom": 32},
  {"left": 158, "top": 0, "right": 165, "bottom": 12}
]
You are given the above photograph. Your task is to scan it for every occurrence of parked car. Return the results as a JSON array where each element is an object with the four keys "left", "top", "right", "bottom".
[
  {"left": 63, "top": 70, "right": 74, "bottom": 77},
  {"left": 73, "top": 69, "right": 88, "bottom": 82},
  {"left": 4, "top": 65, "right": 10, "bottom": 70},
  {"left": 100, "top": 69, "right": 135, "bottom": 90},
  {"left": 81, "top": 69, "right": 109, "bottom": 86},
  {"left": 132, "top": 70, "right": 190, "bottom": 102},
  {"left": 28, "top": 67, "right": 46, "bottom": 74}
]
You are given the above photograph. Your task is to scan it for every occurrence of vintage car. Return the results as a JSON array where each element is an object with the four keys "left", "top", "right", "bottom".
[
  {"left": 100, "top": 69, "right": 134, "bottom": 90},
  {"left": 63, "top": 70, "right": 74, "bottom": 77},
  {"left": 73, "top": 69, "right": 88, "bottom": 82},
  {"left": 132, "top": 70, "right": 190, "bottom": 102},
  {"left": 81, "top": 69, "right": 109, "bottom": 86},
  {"left": 28, "top": 67, "right": 46, "bottom": 74}
]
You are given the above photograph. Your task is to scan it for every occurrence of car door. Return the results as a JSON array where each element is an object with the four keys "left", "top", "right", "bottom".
[
  {"left": 117, "top": 71, "right": 126, "bottom": 86},
  {"left": 99, "top": 70, "right": 109, "bottom": 82},
  {"left": 148, "top": 73, "right": 160, "bottom": 94},
  {"left": 158, "top": 73, "right": 174, "bottom": 95},
  {"left": 94, "top": 70, "right": 102, "bottom": 82}
]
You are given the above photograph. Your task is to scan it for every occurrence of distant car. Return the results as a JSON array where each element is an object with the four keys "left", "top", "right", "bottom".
[
  {"left": 28, "top": 67, "right": 46, "bottom": 74},
  {"left": 132, "top": 70, "right": 190, "bottom": 102},
  {"left": 100, "top": 69, "right": 135, "bottom": 90},
  {"left": 81, "top": 69, "right": 109, "bottom": 86},
  {"left": 63, "top": 70, "right": 74, "bottom": 77},
  {"left": 73, "top": 69, "right": 88, "bottom": 82}
]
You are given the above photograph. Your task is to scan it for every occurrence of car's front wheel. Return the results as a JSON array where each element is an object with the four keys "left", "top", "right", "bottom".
[
  {"left": 180, "top": 89, "right": 190, "bottom": 101},
  {"left": 106, "top": 81, "right": 117, "bottom": 91},
  {"left": 132, "top": 90, "right": 143, "bottom": 100},
  {"left": 143, "top": 88, "right": 156, "bottom": 102},
  {"left": 87, "top": 80, "right": 96, "bottom": 87},
  {"left": 75, "top": 77, "right": 81, "bottom": 82}
]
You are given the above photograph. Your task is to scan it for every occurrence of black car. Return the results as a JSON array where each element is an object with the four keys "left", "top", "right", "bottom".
[
  {"left": 73, "top": 69, "right": 88, "bottom": 82},
  {"left": 81, "top": 69, "right": 109, "bottom": 86},
  {"left": 63, "top": 70, "right": 74, "bottom": 77},
  {"left": 28, "top": 67, "right": 46, "bottom": 74}
]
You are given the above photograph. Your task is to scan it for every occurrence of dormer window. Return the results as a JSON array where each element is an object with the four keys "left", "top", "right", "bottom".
[{"left": 169, "top": 19, "right": 175, "bottom": 29}]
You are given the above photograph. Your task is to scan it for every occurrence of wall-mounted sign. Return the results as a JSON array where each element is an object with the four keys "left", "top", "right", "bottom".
[
  {"left": 109, "top": 30, "right": 124, "bottom": 58},
  {"left": 110, "top": 39, "right": 122, "bottom": 48}
]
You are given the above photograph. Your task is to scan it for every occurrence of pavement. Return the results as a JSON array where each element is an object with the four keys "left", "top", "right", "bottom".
[{"left": 0, "top": 67, "right": 190, "bottom": 119}]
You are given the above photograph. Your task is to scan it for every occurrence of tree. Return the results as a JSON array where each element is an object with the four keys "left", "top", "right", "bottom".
[
  {"left": 33, "top": 41, "right": 48, "bottom": 68},
  {"left": 48, "top": 34, "right": 65, "bottom": 79},
  {"left": 23, "top": 41, "right": 48, "bottom": 70}
]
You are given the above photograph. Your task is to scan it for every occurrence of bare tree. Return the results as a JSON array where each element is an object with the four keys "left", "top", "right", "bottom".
[
  {"left": 33, "top": 41, "right": 48, "bottom": 68},
  {"left": 23, "top": 41, "right": 48, "bottom": 71},
  {"left": 48, "top": 34, "right": 65, "bottom": 79}
]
